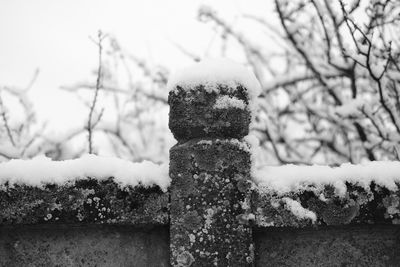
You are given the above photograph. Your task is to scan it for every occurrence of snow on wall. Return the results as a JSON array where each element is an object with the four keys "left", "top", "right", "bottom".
[
  {"left": 0, "top": 154, "right": 170, "bottom": 191},
  {"left": 167, "top": 58, "right": 261, "bottom": 101},
  {"left": 254, "top": 161, "right": 400, "bottom": 196},
  {"left": 213, "top": 95, "right": 246, "bottom": 110},
  {"left": 281, "top": 197, "right": 317, "bottom": 222}
]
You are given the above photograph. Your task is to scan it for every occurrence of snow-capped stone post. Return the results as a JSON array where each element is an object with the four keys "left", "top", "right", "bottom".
[{"left": 168, "top": 59, "right": 260, "bottom": 266}]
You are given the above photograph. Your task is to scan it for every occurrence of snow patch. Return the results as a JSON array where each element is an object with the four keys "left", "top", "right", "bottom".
[
  {"left": 197, "top": 140, "right": 213, "bottom": 145},
  {"left": 388, "top": 70, "right": 400, "bottom": 81},
  {"left": 213, "top": 95, "right": 246, "bottom": 110},
  {"left": 222, "top": 138, "right": 251, "bottom": 152},
  {"left": 282, "top": 197, "right": 317, "bottom": 222},
  {"left": 254, "top": 161, "right": 400, "bottom": 196},
  {"left": 335, "top": 98, "right": 365, "bottom": 117},
  {"left": 167, "top": 58, "right": 261, "bottom": 102},
  {"left": 0, "top": 154, "right": 170, "bottom": 191},
  {"left": 244, "top": 134, "right": 261, "bottom": 177}
]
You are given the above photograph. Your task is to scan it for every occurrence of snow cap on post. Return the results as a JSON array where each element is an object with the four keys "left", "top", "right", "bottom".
[{"left": 168, "top": 58, "right": 260, "bottom": 141}]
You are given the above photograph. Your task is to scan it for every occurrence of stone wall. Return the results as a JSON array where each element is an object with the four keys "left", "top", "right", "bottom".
[
  {"left": 0, "top": 225, "right": 169, "bottom": 267},
  {"left": 1, "top": 75, "right": 400, "bottom": 266},
  {"left": 255, "top": 225, "right": 400, "bottom": 266}
]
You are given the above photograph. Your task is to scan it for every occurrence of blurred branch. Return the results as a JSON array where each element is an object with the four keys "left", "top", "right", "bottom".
[
  {"left": 168, "top": 39, "right": 201, "bottom": 62},
  {"left": 0, "top": 91, "right": 15, "bottom": 147},
  {"left": 61, "top": 82, "right": 167, "bottom": 103}
]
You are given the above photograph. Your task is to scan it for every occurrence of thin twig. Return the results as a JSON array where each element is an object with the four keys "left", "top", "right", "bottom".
[{"left": 87, "top": 30, "right": 106, "bottom": 154}]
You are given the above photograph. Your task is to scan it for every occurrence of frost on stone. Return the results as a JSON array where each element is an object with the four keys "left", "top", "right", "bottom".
[
  {"left": 0, "top": 154, "right": 170, "bottom": 191},
  {"left": 197, "top": 140, "right": 213, "bottom": 146},
  {"left": 244, "top": 134, "right": 261, "bottom": 178},
  {"left": 218, "top": 138, "right": 251, "bottom": 153},
  {"left": 196, "top": 139, "right": 250, "bottom": 152},
  {"left": 213, "top": 95, "right": 246, "bottom": 110},
  {"left": 254, "top": 161, "right": 400, "bottom": 196},
  {"left": 167, "top": 58, "right": 261, "bottom": 102}
]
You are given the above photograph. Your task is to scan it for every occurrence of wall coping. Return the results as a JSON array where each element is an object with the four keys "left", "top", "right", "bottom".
[{"left": 1, "top": 162, "right": 400, "bottom": 228}]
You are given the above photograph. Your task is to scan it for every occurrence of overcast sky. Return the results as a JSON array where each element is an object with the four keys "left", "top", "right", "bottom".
[{"left": 0, "top": 0, "right": 271, "bottom": 132}]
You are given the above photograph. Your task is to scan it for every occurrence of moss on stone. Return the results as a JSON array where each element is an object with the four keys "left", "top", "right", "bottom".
[{"left": 0, "top": 178, "right": 169, "bottom": 225}]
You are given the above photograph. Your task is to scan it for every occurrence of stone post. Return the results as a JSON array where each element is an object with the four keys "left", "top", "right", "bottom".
[{"left": 169, "top": 82, "right": 255, "bottom": 266}]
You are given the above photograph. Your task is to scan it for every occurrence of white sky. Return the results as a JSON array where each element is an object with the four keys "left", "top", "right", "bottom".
[{"left": 0, "top": 0, "right": 271, "bottom": 132}]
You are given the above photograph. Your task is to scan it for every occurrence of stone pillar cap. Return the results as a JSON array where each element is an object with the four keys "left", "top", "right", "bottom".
[{"left": 167, "top": 58, "right": 261, "bottom": 142}]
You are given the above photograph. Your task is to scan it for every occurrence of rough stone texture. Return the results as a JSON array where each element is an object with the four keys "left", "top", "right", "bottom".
[
  {"left": 0, "top": 178, "right": 169, "bottom": 225},
  {"left": 170, "top": 138, "right": 254, "bottom": 266},
  {"left": 253, "top": 183, "right": 400, "bottom": 228},
  {"left": 255, "top": 225, "right": 400, "bottom": 266},
  {"left": 168, "top": 84, "right": 251, "bottom": 141},
  {"left": 0, "top": 225, "right": 169, "bottom": 267}
]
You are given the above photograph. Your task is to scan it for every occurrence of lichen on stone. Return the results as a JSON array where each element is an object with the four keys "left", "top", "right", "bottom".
[
  {"left": 0, "top": 178, "right": 169, "bottom": 225},
  {"left": 383, "top": 193, "right": 400, "bottom": 223},
  {"left": 176, "top": 250, "right": 195, "bottom": 267},
  {"left": 170, "top": 138, "right": 254, "bottom": 266}
]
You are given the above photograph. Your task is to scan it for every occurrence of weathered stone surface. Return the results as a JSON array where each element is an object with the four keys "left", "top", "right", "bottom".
[
  {"left": 0, "top": 178, "right": 169, "bottom": 225},
  {"left": 255, "top": 225, "right": 400, "bottom": 266},
  {"left": 0, "top": 225, "right": 169, "bottom": 267},
  {"left": 170, "top": 138, "right": 254, "bottom": 266},
  {"left": 253, "top": 183, "right": 400, "bottom": 228},
  {"left": 168, "top": 85, "right": 251, "bottom": 142}
]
